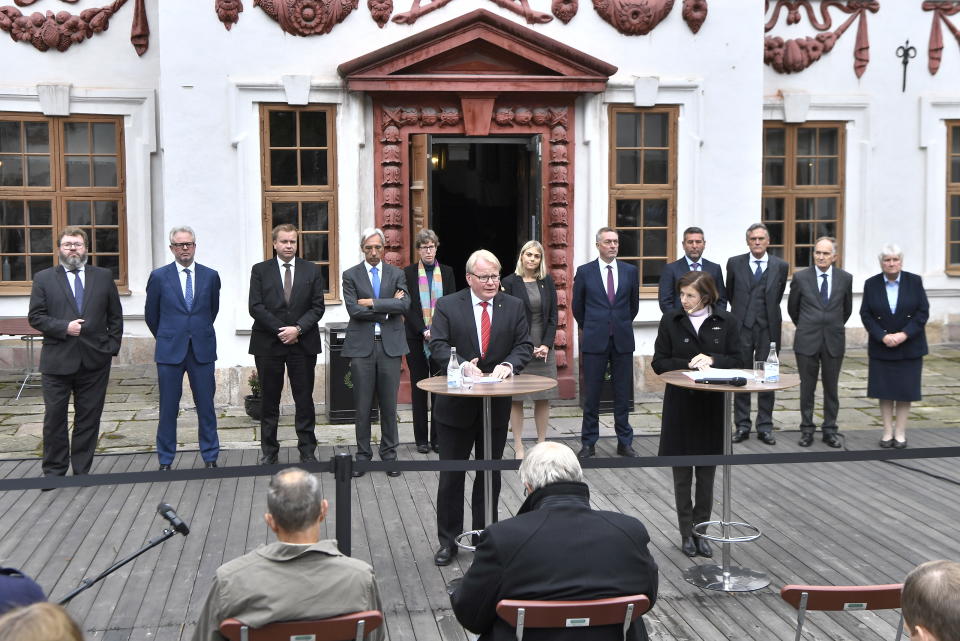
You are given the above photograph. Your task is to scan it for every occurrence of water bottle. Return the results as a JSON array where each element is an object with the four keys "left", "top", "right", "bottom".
[
  {"left": 447, "top": 347, "right": 461, "bottom": 389},
  {"left": 764, "top": 341, "right": 780, "bottom": 383}
]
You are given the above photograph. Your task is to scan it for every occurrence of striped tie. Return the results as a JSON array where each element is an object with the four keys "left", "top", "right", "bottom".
[{"left": 480, "top": 301, "right": 490, "bottom": 357}]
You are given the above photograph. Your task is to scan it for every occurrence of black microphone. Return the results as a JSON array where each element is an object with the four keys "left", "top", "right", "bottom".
[
  {"left": 696, "top": 377, "right": 747, "bottom": 386},
  {"left": 157, "top": 503, "right": 190, "bottom": 536}
]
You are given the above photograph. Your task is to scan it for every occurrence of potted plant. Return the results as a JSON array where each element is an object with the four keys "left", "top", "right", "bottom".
[{"left": 244, "top": 371, "right": 262, "bottom": 421}]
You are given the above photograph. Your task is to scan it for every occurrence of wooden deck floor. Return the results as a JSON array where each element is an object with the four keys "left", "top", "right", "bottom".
[{"left": 2, "top": 428, "right": 959, "bottom": 640}]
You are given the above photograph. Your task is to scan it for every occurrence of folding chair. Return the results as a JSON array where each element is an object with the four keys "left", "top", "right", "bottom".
[
  {"left": 219, "top": 610, "right": 384, "bottom": 641},
  {"left": 780, "top": 584, "right": 904, "bottom": 641},
  {"left": 495, "top": 594, "right": 651, "bottom": 641}
]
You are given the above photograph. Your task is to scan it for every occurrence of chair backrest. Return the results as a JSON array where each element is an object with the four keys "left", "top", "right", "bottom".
[
  {"left": 219, "top": 610, "right": 384, "bottom": 641},
  {"left": 496, "top": 594, "right": 651, "bottom": 641},
  {"left": 780, "top": 584, "right": 903, "bottom": 641}
]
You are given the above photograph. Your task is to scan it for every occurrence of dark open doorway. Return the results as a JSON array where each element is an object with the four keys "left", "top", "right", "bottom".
[{"left": 429, "top": 136, "right": 541, "bottom": 289}]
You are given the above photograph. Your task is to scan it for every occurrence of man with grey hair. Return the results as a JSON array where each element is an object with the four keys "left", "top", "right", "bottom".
[
  {"left": 452, "top": 442, "right": 659, "bottom": 640},
  {"left": 902, "top": 560, "right": 960, "bottom": 641},
  {"left": 146, "top": 226, "right": 221, "bottom": 470},
  {"left": 429, "top": 249, "right": 532, "bottom": 566},
  {"left": 342, "top": 227, "right": 409, "bottom": 477},
  {"left": 192, "top": 468, "right": 383, "bottom": 641}
]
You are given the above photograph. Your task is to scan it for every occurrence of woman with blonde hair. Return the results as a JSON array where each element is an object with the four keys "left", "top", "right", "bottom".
[
  {"left": 0, "top": 602, "right": 83, "bottom": 641},
  {"left": 501, "top": 240, "right": 559, "bottom": 458}
]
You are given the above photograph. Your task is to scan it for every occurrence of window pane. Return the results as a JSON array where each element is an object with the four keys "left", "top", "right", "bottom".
[
  {"left": 92, "top": 122, "right": 116, "bottom": 154},
  {"left": 818, "top": 158, "right": 838, "bottom": 185},
  {"left": 795, "top": 245, "right": 811, "bottom": 267},
  {"left": 953, "top": 126, "right": 960, "bottom": 152},
  {"left": 271, "top": 201, "right": 298, "bottom": 226},
  {"left": 270, "top": 150, "right": 297, "bottom": 186},
  {"left": 951, "top": 220, "right": 960, "bottom": 242},
  {"left": 0, "top": 156, "right": 23, "bottom": 186},
  {"left": 764, "top": 128, "right": 785, "bottom": 156},
  {"left": 766, "top": 222, "right": 785, "bottom": 246},
  {"left": 953, "top": 244, "right": 960, "bottom": 265},
  {"left": 25, "top": 122, "right": 49, "bottom": 153},
  {"left": 300, "top": 111, "right": 327, "bottom": 147},
  {"left": 952, "top": 156, "right": 960, "bottom": 184},
  {"left": 319, "top": 264, "right": 330, "bottom": 293},
  {"left": 815, "top": 222, "right": 836, "bottom": 238},
  {"left": 0, "top": 122, "right": 20, "bottom": 153},
  {"left": 615, "top": 199, "right": 641, "bottom": 227},
  {"left": 797, "top": 128, "right": 816, "bottom": 155},
  {"left": 269, "top": 111, "right": 296, "bottom": 147},
  {"left": 2, "top": 255, "right": 25, "bottom": 281},
  {"left": 618, "top": 230, "right": 640, "bottom": 256},
  {"left": 818, "top": 128, "right": 838, "bottom": 155},
  {"left": 763, "top": 159, "right": 784, "bottom": 186},
  {"left": 1, "top": 228, "right": 24, "bottom": 253},
  {"left": 641, "top": 259, "right": 663, "bottom": 288},
  {"left": 30, "top": 255, "right": 52, "bottom": 276},
  {"left": 762, "top": 197, "right": 785, "bottom": 221},
  {"left": 301, "top": 201, "right": 328, "bottom": 230},
  {"left": 94, "top": 200, "right": 118, "bottom": 225},
  {"left": 92, "top": 157, "right": 117, "bottom": 186},
  {"left": 67, "top": 201, "right": 91, "bottom": 225},
  {"left": 66, "top": 157, "right": 90, "bottom": 186},
  {"left": 0, "top": 200, "right": 24, "bottom": 225},
  {"left": 26, "top": 156, "right": 50, "bottom": 186},
  {"left": 795, "top": 222, "right": 814, "bottom": 246},
  {"left": 28, "top": 200, "right": 51, "bottom": 225},
  {"left": 643, "top": 113, "right": 667, "bottom": 147},
  {"left": 95, "top": 228, "right": 119, "bottom": 252},
  {"left": 642, "top": 229, "right": 667, "bottom": 256},
  {"left": 29, "top": 228, "right": 52, "bottom": 253},
  {"left": 64, "top": 122, "right": 89, "bottom": 153},
  {"left": 952, "top": 194, "right": 960, "bottom": 219},
  {"left": 643, "top": 199, "right": 668, "bottom": 227},
  {"left": 796, "top": 157, "right": 814, "bottom": 185},
  {"left": 795, "top": 198, "right": 814, "bottom": 221},
  {"left": 615, "top": 150, "right": 640, "bottom": 184},
  {"left": 643, "top": 150, "right": 668, "bottom": 183},
  {"left": 300, "top": 150, "right": 328, "bottom": 185},
  {"left": 815, "top": 197, "right": 837, "bottom": 220},
  {"left": 615, "top": 113, "right": 641, "bottom": 147},
  {"left": 301, "top": 233, "right": 328, "bottom": 262},
  {"left": 96, "top": 254, "right": 120, "bottom": 279}
]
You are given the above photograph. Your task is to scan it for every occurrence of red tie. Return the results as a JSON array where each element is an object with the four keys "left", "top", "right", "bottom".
[{"left": 480, "top": 301, "right": 490, "bottom": 357}]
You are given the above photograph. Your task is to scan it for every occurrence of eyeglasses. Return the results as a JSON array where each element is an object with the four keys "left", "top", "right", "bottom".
[
  {"left": 470, "top": 273, "right": 500, "bottom": 283},
  {"left": 170, "top": 242, "right": 195, "bottom": 250},
  {"left": 419, "top": 245, "right": 437, "bottom": 251},
  {"left": 60, "top": 242, "right": 84, "bottom": 249}
]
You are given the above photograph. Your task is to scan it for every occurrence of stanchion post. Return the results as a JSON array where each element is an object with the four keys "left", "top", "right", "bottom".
[{"left": 333, "top": 452, "right": 353, "bottom": 556}]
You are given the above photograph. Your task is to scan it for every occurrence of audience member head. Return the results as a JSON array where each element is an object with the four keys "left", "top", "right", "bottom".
[
  {"left": 514, "top": 240, "right": 546, "bottom": 279},
  {"left": 416, "top": 229, "right": 440, "bottom": 266},
  {"left": 57, "top": 226, "right": 88, "bottom": 270},
  {"left": 595, "top": 227, "right": 619, "bottom": 263},
  {"left": 0, "top": 602, "right": 82, "bottom": 641},
  {"left": 681, "top": 226, "right": 706, "bottom": 262},
  {"left": 813, "top": 236, "right": 838, "bottom": 271},
  {"left": 519, "top": 442, "right": 584, "bottom": 494},
  {"left": 360, "top": 227, "right": 386, "bottom": 267},
  {"left": 902, "top": 560, "right": 960, "bottom": 641},
  {"left": 0, "top": 568, "right": 44, "bottom": 616},
  {"left": 465, "top": 250, "right": 501, "bottom": 302},
  {"left": 168, "top": 225, "right": 197, "bottom": 267},
  {"left": 879, "top": 243, "right": 904, "bottom": 280},
  {"left": 677, "top": 270, "right": 718, "bottom": 314},
  {"left": 271, "top": 224, "right": 298, "bottom": 263},
  {"left": 744, "top": 223, "right": 770, "bottom": 259},
  {"left": 264, "top": 468, "right": 328, "bottom": 543}
]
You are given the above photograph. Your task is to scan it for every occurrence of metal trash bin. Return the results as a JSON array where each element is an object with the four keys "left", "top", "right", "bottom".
[{"left": 326, "top": 323, "right": 378, "bottom": 424}]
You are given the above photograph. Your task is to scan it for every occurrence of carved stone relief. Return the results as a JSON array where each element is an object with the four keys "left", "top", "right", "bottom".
[
  {"left": 924, "top": 1, "right": 960, "bottom": 75},
  {"left": 0, "top": 0, "right": 148, "bottom": 54}
]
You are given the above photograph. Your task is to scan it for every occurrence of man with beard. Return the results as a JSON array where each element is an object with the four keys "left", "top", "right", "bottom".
[{"left": 28, "top": 226, "right": 123, "bottom": 477}]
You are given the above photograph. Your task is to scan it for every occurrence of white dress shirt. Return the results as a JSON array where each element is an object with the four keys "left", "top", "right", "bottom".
[
  {"left": 275, "top": 256, "right": 295, "bottom": 286},
  {"left": 750, "top": 253, "right": 768, "bottom": 275},
  {"left": 816, "top": 265, "right": 833, "bottom": 301},
  {"left": 177, "top": 261, "right": 195, "bottom": 300},
  {"left": 65, "top": 264, "right": 85, "bottom": 290},
  {"left": 597, "top": 257, "right": 619, "bottom": 294},
  {"left": 365, "top": 260, "right": 385, "bottom": 334}
]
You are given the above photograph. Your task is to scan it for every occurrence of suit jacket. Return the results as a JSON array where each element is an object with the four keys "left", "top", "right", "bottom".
[
  {"left": 725, "top": 253, "right": 788, "bottom": 347},
  {"left": 429, "top": 289, "right": 533, "bottom": 429},
  {"left": 28, "top": 264, "right": 123, "bottom": 375},
  {"left": 572, "top": 259, "right": 639, "bottom": 354},
  {"left": 452, "top": 481, "right": 658, "bottom": 641},
  {"left": 145, "top": 262, "right": 220, "bottom": 364},
  {"left": 787, "top": 266, "right": 853, "bottom": 358},
  {"left": 402, "top": 261, "right": 456, "bottom": 341},
  {"left": 248, "top": 257, "right": 325, "bottom": 356},
  {"left": 342, "top": 262, "right": 409, "bottom": 358},
  {"left": 657, "top": 257, "right": 727, "bottom": 313},
  {"left": 859, "top": 271, "right": 929, "bottom": 361},
  {"left": 499, "top": 273, "right": 558, "bottom": 348}
]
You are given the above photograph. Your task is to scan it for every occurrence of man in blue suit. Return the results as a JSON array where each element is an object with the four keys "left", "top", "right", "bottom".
[
  {"left": 658, "top": 226, "right": 727, "bottom": 313},
  {"left": 145, "top": 226, "right": 221, "bottom": 470},
  {"left": 573, "top": 227, "right": 640, "bottom": 458}
]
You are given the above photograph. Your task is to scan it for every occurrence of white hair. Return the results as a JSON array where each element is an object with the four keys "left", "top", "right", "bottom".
[
  {"left": 878, "top": 244, "right": 903, "bottom": 262},
  {"left": 168, "top": 226, "right": 196, "bottom": 243},
  {"left": 465, "top": 249, "right": 501, "bottom": 274},
  {"left": 519, "top": 442, "right": 583, "bottom": 492},
  {"left": 360, "top": 227, "right": 385, "bottom": 247}
]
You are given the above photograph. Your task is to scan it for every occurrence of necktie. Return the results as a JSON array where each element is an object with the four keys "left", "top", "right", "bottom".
[
  {"left": 283, "top": 263, "right": 292, "bottom": 304},
  {"left": 371, "top": 266, "right": 380, "bottom": 298},
  {"left": 70, "top": 268, "right": 83, "bottom": 314},
  {"left": 184, "top": 268, "right": 193, "bottom": 311},
  {"left": 480, "top": 301, "right": 490, "bottom": 357},
  {"left": 691, "top": 262, "right": 701, "bottom": 271},
  {"left": 753, "top": 260, "right": 763, "bottom": 282},
  {"left": 820, "top": 273, "right": 829, "bottom": 304},
  {"left": 606, "top": 265, "right": 615, "bottom": 304}
]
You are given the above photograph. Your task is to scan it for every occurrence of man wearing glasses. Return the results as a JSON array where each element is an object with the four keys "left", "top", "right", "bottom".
[
  {"left": 145, "top": 226, "right": 221, "bottom": 470},
  {"left": 28, "top": 226, "right": 123, "bottom": 477},
  {"left": 428, "top": 249, "right": 532, "bottom": 566}
]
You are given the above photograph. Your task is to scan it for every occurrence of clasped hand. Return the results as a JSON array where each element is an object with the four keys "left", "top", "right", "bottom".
[
  {"left": 688, "top": 353, "right": 713, "bottom": 370},
  {"left": 464, "top": 359, "right": 512, "bottom": 380}
]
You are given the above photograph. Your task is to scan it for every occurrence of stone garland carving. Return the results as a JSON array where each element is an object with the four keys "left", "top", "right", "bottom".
[
  {"left": 252, "top": 0, "right": 358, "bottom": 36},
  {"left": 924, "top": 1, "right": 960, "bottom": 75},
  {"left": 551, "top": 0, "right": 577, "bottom": 23},
  {"left": 764, "top": 0, "right": 879, "bottom": 78},
  {"left": 591, "top": 0, "right": 707, "bottom": 36},
  {"left": 682, "top": 0, "right": 706, "bottom": 33},
  {"left": 0, "top": 0, "right": 148, "bottom": 54},
  {"left": 14, "top": 0, "right": 79, "bottom": 6},
  {"left": 368, "top": 0, "right": 393, "bottom": 27},
  {"left": 216, "top": 0, "right": 243, "bottom": 30}
]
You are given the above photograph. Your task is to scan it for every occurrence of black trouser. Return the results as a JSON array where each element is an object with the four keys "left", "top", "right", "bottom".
[
  {"left": 256, "top": 352, "right": 318, "bottom": 459},
  {"left": 735, "top": 324, "right": 775, "bottom": 434},
  {"left": 42, "top": 363, "right": 112, "bottom": 476},
  {"left": 796, "top": 350, "right": 843, "bottom": 434},
  {"left": 672, "top": 465, "right": 717, "bottom": 538},
  {"left": 405, "top": 338, "right": 438, "bottom": 448}
]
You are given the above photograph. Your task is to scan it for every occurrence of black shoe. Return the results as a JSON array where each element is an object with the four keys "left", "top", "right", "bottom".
[
  {"left": 434, "top": 546, "right": 457, "bottom": 566},
  {"left": 204, "top": 461, "right": 217, "bottom": 468},
  {"left": 758, "top": 432, "right": 776, "bottom": 445},
  {"left": 616, "top": 444, "right": 638, "bottom": 457},
  {"left": 259, "top": 455, "right": 278, "bottom": 465},
  {"left": 879, "top": 438, "right": 894, "bottom": 448},
  {"left": 431, "top": 444, "right": 440, "bottom": 453},
  {"left": 352, "top": 469, "right": 366, "bottom": 478},
  {"left": 416, "top": 443, "right": 430, "bottom": 454},
  {"left": 159, "top": 464, "right": 172, "bottom": 471},
  {"left": 798, "top": 434, "right": 813, "bottom": 447},
  {"left": 732, "top": 430, "right": 750, "bottom": 443},
  {"left": 300, "top": 454, "right": 318, "bottom": 463},
  {"left": 386, "top": 468, "right": 401, "bottom": 477},
  {"left": 823, "top": 434, "right": 842, "bottom": 448},
  {"left": 577, "top": 445, "right": 595, "bottom": 459},
  {"left": 681, "top": 537, "right": 697, "bottom": 557},
  {"left": 696, "top": 537, "right": 713, "bottom": 558},
  {"left": 893, "top": 439, "right": 908, "bottom": 449}
]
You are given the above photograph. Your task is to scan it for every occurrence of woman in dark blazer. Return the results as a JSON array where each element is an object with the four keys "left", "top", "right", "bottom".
[
  {"left": 651, "top": 271, "right": 741, "bottom": 558},
  {"left": 501, "top": 240, "right": 558, "bottom": 459},
  {"left": 859, "top": 244, "right": 929, "bottom": 449},
  {"left": 403, "top": 229, "right": 456, "bottom": 454}
]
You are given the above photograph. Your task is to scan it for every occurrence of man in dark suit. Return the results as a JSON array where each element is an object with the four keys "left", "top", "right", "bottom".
[
  {"left": 788, "top": 237, "right": 853, "bottom": 448},
  {"left": 28, "top": 226, "right": 123, "bottom": 477},
  {"left": 452, "top": 442, "right": 659, "bottom": 641},
  {"left": 342, "top": 227, "right": 409, "bottom": 477},
  {"left": 429, "top": 249, "right": 532, "bottom": 566},
  {"left": 658, "top": 226, "right": 727, "bottom": 313},
  {"left": 145, "top": 226, "right": 221, "bottom": 470},
  {"left": 572, "top": 227, "right": 640, "bottom": 459},
  {"left": 403, "top": 229, "right": 456, "bottom": 454},
  {"left": 726, "top": 223, "right": 788, "bottom": 445},
  {"left": 248, "top": 224, "right": 325, "bottom": 465}
]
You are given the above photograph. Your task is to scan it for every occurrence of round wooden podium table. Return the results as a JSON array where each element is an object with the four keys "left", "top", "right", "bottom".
[{"left": 658, "top": 371, "right": 800, "bottom": 592}]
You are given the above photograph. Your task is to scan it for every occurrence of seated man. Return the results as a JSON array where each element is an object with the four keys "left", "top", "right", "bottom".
[
  {"left": 451, "top": 442, "right": 659, "bottom": 640},
  {"left": 902, "top": 560, "right": 960, "bottom": 641},
  {"left": 0, "top": 567, "right": 45, "bottom": 615},
  {"left": 192, "top": 468, "right": 384, "bottom": 641}
]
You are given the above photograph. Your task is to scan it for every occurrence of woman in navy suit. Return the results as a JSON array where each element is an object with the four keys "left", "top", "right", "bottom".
[{"left": 860, "top": 245, "right": 929, "bottom": 449}]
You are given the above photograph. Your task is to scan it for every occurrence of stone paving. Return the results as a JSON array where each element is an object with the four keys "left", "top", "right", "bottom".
[{"left": 2, "top": 346, "right": 959, "bottom": 461}]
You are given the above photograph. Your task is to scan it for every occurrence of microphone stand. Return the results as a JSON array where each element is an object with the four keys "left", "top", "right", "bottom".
[{"left": 57, "top": 528, "right": 179, "bottom": 605}]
